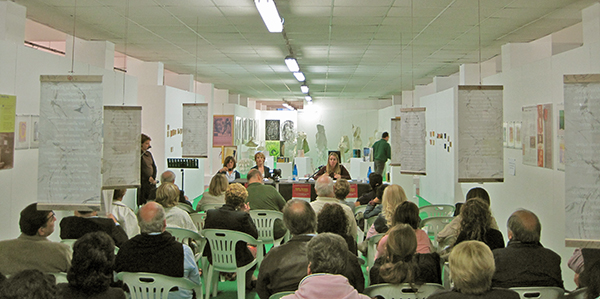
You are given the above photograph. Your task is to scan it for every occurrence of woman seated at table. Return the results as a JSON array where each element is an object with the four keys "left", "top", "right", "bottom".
[
  {"left": 314, "top": 152, "right": 351, "bottom": 180},
  {"left": 197, "top": 174, "right": 228, "bottom": 211},
  {"left": 370, "top": 224, "right": 441, "bottom": 285},
  {"left": 217, "top": 156, "right": 240, "bottom": 182},
  {"left": 251, "top": 152, "right": 271, "bottom": 179}
]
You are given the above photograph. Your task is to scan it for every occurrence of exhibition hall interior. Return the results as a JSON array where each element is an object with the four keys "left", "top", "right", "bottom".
[{"left": 1, "top": 0, "right": 600, "bottom": 296}]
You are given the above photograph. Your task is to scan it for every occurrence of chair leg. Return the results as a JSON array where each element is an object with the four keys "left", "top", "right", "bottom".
[
  {"left": 236, "top": 269, "right": 246, "bottom": 299},
  {"left": 204, "top": 266, "right": 213, "bottom": 299},
  {"left": 211, "top": 270, "right": 218, "bottom": 297}
]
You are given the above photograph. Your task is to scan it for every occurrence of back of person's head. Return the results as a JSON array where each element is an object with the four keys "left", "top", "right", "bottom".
[
  {"left": 225, "top": 183, "right": 247, "bottom": 208},
  {"left": 368, "top": 172, "right": 383, "bottom": 190},
  {"left": 283, "top": 199, "right": 317, "bottom": 235},
  {"left": 380, "top": 224, "right": 418, "bottom": 284},
  {"left": 67, "top": 232, "right": 115, "bottom": 295},
  {"left": 247, "top": 169, "right": 262, "bottom": 181},
  {"left": 391, "top": 201, "right": 420, "bottom": 229},
  {"left": 382, "top": 132, "right": 389, "bottom": 139},
  {"left": 375, "top": 184, "right": 388, "bottom": 200},
  {"left": 466, "top": 187, "right": 490, "bottom": 206},
  {"left": 155, "top": 182, "right": 180, "bottom": 208},
  {"left": 382, "top": 184, "right": 408, "bottom": 226},
  {"left": 315, "top": 175, "right": 334, "bottom": 197},
  {"left": 19, "top": 203, "right": 52, "bottom": 236},
  {"left": 0, "top": 269, "right": 56, "bottom": 299},
  {"left": 137, "top": 202, "right": 166, "bottom": 234},
  {"left": 507, "top": 209, "right": 541, "bottom": 243},
  {"left": 209, "top": 174, "right": 228, "bottom": 196},
  {"left": 449, "top": 240, "right": 495, "bottom": 295},
  {"left": 334, "top": 179, "right": 350, "bottom": 200},
  {"left": 160, "top": 170, "right": 176, "bottom": 183},
  {"left": 459, "top": 198, "right": 491, "bottom": 241},
  {"left": 580, "top": 260, "right": 600, "bottom": 299},
  {"left": 317, "top": 203, "right": 348, "bottom": 236},
  {"left": 112, "top": 189, "right": 126, "bottom": 200},
  {"left": 307, "top": 233, "right": 348, "bottom": 275},
  {"left": 223, "top": 156, "right": 236, "bottom": 168}
]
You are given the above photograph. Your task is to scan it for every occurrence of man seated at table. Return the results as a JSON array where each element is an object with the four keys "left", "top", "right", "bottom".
[{"left": 246, "top": 169, "right": 287, "bottom": 239}]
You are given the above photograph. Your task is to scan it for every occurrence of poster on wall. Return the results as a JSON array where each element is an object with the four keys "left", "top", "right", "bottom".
[
  {"left": 265, "top": 140, "right": 280, "bottom": 157},
  {"left": 37, "top": 75, "right": 103, "bottom": 210},
  {"left": 0, "top": 95, "right": 16, "bottom": 170},
  {"left": 234, "top": 116, "right": 242, "bottom": 146},
  {"left": 557, "top": 104, "right": 565, "bottom": 171},
  {"left": 515, "top": 121, "right": 522, "bottom": 149},
  {"left": 265, "top": 119, "right": 280, "bottom": 141},
  {"left": 564, "top": 74, "right": 600, "bottom": 247},
  {"left": 457, "top": 85, "right": 504, "bottom": 183},
  {"left": 503, "top": 122, "right": 508, "bottom": 147},
  {"left": 213, "top": 115, "right": 234, "bottom": 147},
  {"left": 30, "top": 115, "right": 40, "bottom": 148},
  {"left": 521, "top": 104, "right": 553, "bottom": 169},
  {"left": 390, "top": 117, "right": 402, "bottom": 166},
  {"left": 102, "top": 106, "right": 141, "bottom": 188},
  {"left": 508, "top": 121, "right": 515, "bottom": 148},
  {"left": 397, "top": 108, "right": 427, "bottom": 175},
  {"left": 182, "top": 103, "right": 208, "bottom": 158},
  {"left": 15, "top": 115, "right": 30, "bottom": 150}
]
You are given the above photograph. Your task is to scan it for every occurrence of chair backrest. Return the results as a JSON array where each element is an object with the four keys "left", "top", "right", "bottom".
[
  {"left": 420, "top": 217, "right": 453, "bottom": 248},
  {"left": 189, "top": 212, "right": 206, "bottom": 231},
  {"left": 165, "top": 227, "right": 206, "bottom": 261},
  {"left": 510, "top": 287, "right": 566, "bottom": 299},
  {"left": 202, "top": 229, "right": 259, "bottom": 272},
  {"left": 200, "top": 203, "right": 224, "bottom": 212},
  {"left": 419, "top": 205, "right": 455, "bottom": 219},
  {"left": 60, "top": 239, "right": 77, "bottom": 248},
  {"left": 249, "top": 210, "right": 284, "bottom": 244},
  {"left": 355, "top": 205, "right": 367, "bottom": 217},
  {"left": 363, "top": 283, "right": 445, "bottom": 299},
  {"left": 367, "top": 233, "right": 386, "bottom": 269},
  {"left": 48, "top": 272, "right": 68, "bottom": 284},
  {"left": 269, "top": 291, "right": 295, "bottom": 299},
  {"left": 117, "top": 272, "right": 202, "bottom": 299},
  {"left": 566, "top": 287, "right": 587, "bottom": 299},
  {"left": 365, "top": 214, "right": 379, "bottom": 235}
]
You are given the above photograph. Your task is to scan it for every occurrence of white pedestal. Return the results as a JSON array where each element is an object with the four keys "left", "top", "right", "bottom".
[
  {"left": 276, "top": 162, "right": 292, "bottom": 179},
  {"left": 294, "top": 157, "right": 313, "bottom": 178},
  {"left": 350, "top": 158, "right": 374, "bottom": 181}
]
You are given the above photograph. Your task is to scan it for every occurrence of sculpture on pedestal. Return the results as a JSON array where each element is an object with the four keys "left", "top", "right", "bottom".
[
  {"left": 315, "top": 124, "right": 328, "bottom": 167},
  {"left": 338, "top": 135, "right": 350, "bottom": 162}
]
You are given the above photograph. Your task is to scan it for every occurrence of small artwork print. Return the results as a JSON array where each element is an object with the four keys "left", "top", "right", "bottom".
[
  {"left": 265, "top": 119, "right": 280, "bottom": 141},
  {"left": 265, "top": 140, "right": 280, "bottom": 157},
  {"left": 213, "top": 115, "right": 234, "bottom": 147}
]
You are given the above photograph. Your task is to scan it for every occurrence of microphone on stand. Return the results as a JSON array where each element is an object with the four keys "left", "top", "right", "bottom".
[{"left": 309, "top": 165, "right": 325, "bottom": 179}]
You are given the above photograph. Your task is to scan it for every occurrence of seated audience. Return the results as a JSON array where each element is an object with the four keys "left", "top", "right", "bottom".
[
  {"left": 366, "top": 184, "right": 408, "bottom": 239},
  {"left": 60, "top": 209, "right": 128, "bottom": 248},
  {"left": 570, "top": 247, "right": 600, "bottom": 287},
  {"left": 355, "top": 172, "right": 383, "bottom": 206},
  {"left": 217, "top": 156, "right": 240, "bottom": 182},
  {"left": 370, "top": 224, "right": 441, "bottom": 285},
  {"left": 376, "top": 201, "right": 431, "bottom": 259},
  {"left": 203, "top": 183, "right": 258, "bottom": 290},
  {"left": 160, "top": 170, "right": 194, "bottom": 212},
  {"left": 453, "top": 198, "right": 504, "bottom": 251},
  {"left": 428, "top": 241, "right": 519, "bottom": 299},
  {"left": 154, "top": 182, "right": 197, "bottom": 232},
  {"left": 256, "top": 200, "right": 364, "bottom": 299},
  {"left": 246, "top": 169, "right": 287, "bottom": 239},
  {"left": 311, "top": 175, "right": 357, "bottom": 239},
  {"left": 111, "top": 189, "right": 140, "bottom": 238},
  {"left": 314, "top": 152, "right": 351, "bottom": 180},
  {"left": 0, "top": 269, "right": 57, "bottom": 299},
  {"left": 197, "top": 174, "right": 228, "bottom": 210},
  {"left": 363, "top": 184, "right": 388, "bottom": 220},
  {"left": 0, "top": 203, "right": 71, "bottom": 275},
  {"left": 251, "top": 152, "right": 271, "bottom": 179},
  {"left": 281, "top": 233, "right": 369, "bottom": 299},
  {"left": 436, "top": 187, "right": 499, "bottom": 247},
  {"left": 317, "top": 203, "right": 357, "bottom": 255},
  {"left": 57, "top": 232, "right": 125, "bottom": 299},
  {"left": 115, "top": 201, "right": 200, "bottom": 299},
  {"left": 334, "top": 178, "right": 355, "bottom": 213},
  {"left": 492, "top": 209, "right": 563, "bottom": 289},
  {"left": 580, "top": 260, "right": 600, "bottom": 299}
]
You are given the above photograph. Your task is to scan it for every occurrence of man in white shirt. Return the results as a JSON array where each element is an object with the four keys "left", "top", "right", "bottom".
[{"left": 111, "top": 189, "right": 140, "bottom": 238}]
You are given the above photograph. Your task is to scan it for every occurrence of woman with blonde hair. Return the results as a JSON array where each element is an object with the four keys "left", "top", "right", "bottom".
[
  {"left": 197, "top": 174, "right": 228, "bottom": 210},
  {"left": 365, "top": 184, "right": 407, "bottom": 239},
  {"left": 314, "top": 152, "right": 351, "bottom": 180},
  {"left": 428, "top": 241, "right": 519, "bottom": 298},
  {"left": 251, "top": 152, "right": 271, "bottom": 179},
  {"left": 370, "top": 224, "right": 441, "bottom": 285},
  {"left": 155, "top": 182, "right": 197, "bottom": 232}
]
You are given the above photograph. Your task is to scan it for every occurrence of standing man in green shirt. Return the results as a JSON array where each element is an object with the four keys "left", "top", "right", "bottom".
[
  {"left": 372, "top": 132, "right": 391, "bottom": 176},
  {"left": 246, "top": 169, "right": 287, "bottom": 239}
]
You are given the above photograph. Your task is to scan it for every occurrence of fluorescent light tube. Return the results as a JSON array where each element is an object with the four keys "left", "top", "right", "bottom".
[
  {"left": 293, "top": 72, "right": 305, "bottom": 82},
  {"left": 255, "top": 0, "right": 283, "bottom": 33},
  {"left": 285, "top": 57, "right": 300, "bottom": 72}
]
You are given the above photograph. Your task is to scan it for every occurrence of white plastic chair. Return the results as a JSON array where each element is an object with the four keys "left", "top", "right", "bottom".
[
  {"left": 47, "top": 272, "right": 68, "bottom": 284},
  {"left": 363, "top": 283, "right": 445, "bottom": 299},
  {"left": 200, "top": 203, "right": 224, "bottom": 212},
  {"left": 354, "top": 205, "right": 367, "bottom": 242},
  {"left": 566, "top": 287, "right": 587, "bottom": 299},
  {"left": 509, "top": 287, "right": 566, "bottom": 299},
  {"left": 189, "top": 212, "right": 207, "bottom": 231},
  {"left": 165, "top": 227, "right": 206, "bottom": 263},
  {"left": 117, "top": 272, "right": 202, "bottom": 299},
  {"left": 367, "top": 233, "right": 385, "bottom": 269},
  {"left": 249, "top": 210, "right": 287, "bottom": 267},
  {"left": 419, "top": 205, "right": 455, "bottom": 219},
  {"left": 202, "top": 229, "right": 260, "bottom": 299},
  {"left": 420, "top": 217, "right": 453, "bottom": 250}
]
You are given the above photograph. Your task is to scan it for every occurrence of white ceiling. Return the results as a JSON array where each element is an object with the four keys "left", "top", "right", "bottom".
[{"left": 14, "top": 0, "right": 599, "bottom": 101}]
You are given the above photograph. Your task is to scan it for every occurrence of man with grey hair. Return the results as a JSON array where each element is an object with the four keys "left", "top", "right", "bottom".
[
  {"left": 256, "top": 200, "right": 364, "bottom": 299},
  {"left": 310, "top": 176, "right": 357, "bottom": 239},
  {"left": 281, "top": 233, "right": 369, "bottom": 299},
  {"left": 160, "top": 170, "right": 193, "bottom": 212},
  {"left": 115, "top": 202, "right": 200, "bottom": 299},
  {"left": 492, "top": 209, "right": 563, "bottom": 289}
]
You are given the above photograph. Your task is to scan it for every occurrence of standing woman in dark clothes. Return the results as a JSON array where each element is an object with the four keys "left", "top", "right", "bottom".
[{"left": 139, "top": 133, "right": 157, "bottom": 206}]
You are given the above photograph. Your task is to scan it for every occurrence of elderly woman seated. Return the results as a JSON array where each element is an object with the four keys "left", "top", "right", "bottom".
[{"left": 155, "top": 182, "right": 197, "bottom": 232}]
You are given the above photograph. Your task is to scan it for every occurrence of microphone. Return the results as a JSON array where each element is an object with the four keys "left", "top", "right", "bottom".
[{"left": 309, "top": 165, "right": 325, "bottom": 179}]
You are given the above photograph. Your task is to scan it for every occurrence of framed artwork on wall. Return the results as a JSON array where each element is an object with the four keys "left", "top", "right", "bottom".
[{"left": 213, "top": 115, "right": 234, "bottom": 147}]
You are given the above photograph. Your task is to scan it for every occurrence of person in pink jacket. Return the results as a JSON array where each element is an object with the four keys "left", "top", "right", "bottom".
[{"left": 376, "top": 201, "right": 432, "bottom": 259}]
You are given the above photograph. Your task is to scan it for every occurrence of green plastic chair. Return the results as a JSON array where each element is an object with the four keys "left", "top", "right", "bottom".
[
  {"left": 354, "top": 205, "right": 367, "bottom": 242},
  {"left": 419, "top": 205, "right": 455, "bottom": 219},
  {"left": 189, "top": 212, "right": 207, "bottom": 231},
  {"left": 363, "top": 283, "right": 445, "bottom": 299},
  {"left": 367, "top": 233, "right": 385, "bottom": 270},
  {"left": 566, "top": 287, "right": 587, "bottom": 299},
  {"left": 420, "top": 216, "right": 453, "bottom": 250},
  {"left": 202, "top": 229, "right": 260, "bottom": 299},
  {"left": 165, "top": 227, "right": 206, "bottom": 263},
  {"left": 47, "top": 272, "right": 68, "bottom": 284},
  {"left": 269, "top": 291, "right": 295, "bottom": 299},
  {"left": 249, "top": 210, "right": 288, "bottom": 267},
  {"left": 117, "top": 272, "right": 202, "bottom": 299},
  {"left": 509, "top": 287, "right": 566, "bottom": 299}
]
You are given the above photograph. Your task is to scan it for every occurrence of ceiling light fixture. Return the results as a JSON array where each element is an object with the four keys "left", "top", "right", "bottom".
[
  {"left": 300, "top": 84, "right": 309, "bottom": 94},
  {"left": 293, "top": 72, "right": 305, "bottom": 82},
  {"left": 284, "top": 56, "right": 300, "bottom": 72},
  {"left": 305, "top": 95, "right": 312, "bottom": 103},
  {"left": 254, "top": 0, "right": 283, "bottom": 33}
]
